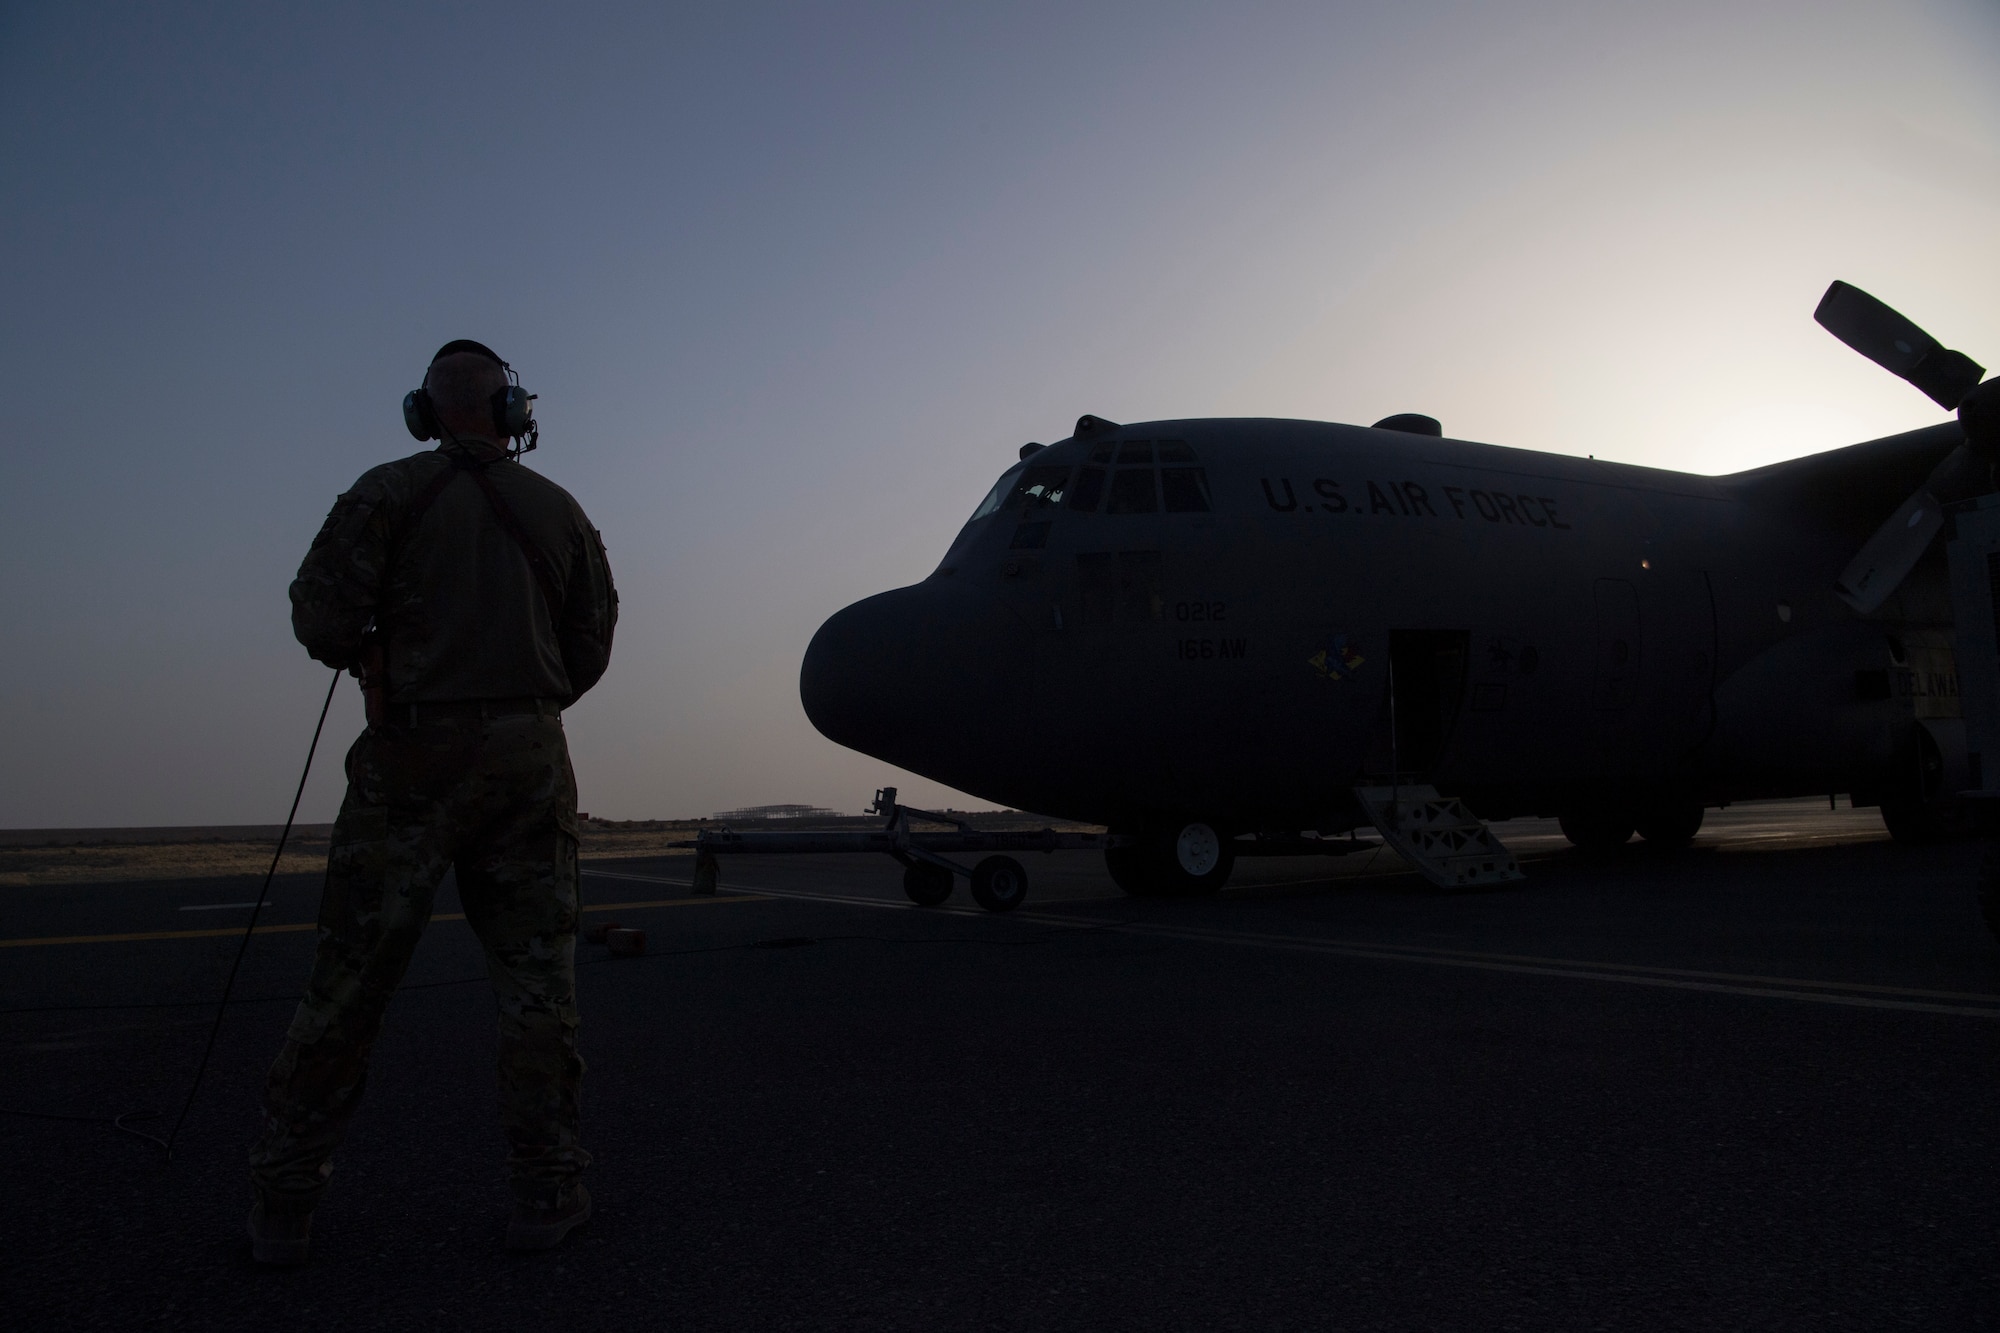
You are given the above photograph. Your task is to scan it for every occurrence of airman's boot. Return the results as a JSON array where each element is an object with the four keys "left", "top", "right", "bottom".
[
  {"left": 247, "top": 1190, "right": 314, "bottom": 1266},
  {"left": 505, "top": 1181, "right": 591, "bottom": 1251}
]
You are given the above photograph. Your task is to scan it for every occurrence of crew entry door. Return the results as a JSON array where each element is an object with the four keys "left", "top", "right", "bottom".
[{"left": 1387, "top": 629, "right": 1471, "bottom": 779}]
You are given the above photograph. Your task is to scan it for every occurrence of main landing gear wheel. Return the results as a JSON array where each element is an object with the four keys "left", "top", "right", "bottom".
[
  {"left": 902, "top": 862, "right": 954, "bottom": 907},
  {"left": 1883, "top": 724, "right": 1954, "bottom": 844},
  {"left": 1106, "top": 822, "right": 1236, "bottom": 897},
  {"left": 970, "top": 856, "right": 1028, "bottom": 912},
  {"left": 1558, "top": 806, "right": 1635, "bottom": 853},
  {"left": 1103, "top": 845, "right": 1159, "bottom": 897},
  {"left": 1635, "top": 802, "right": 1704, "bottom": 849},
  {"left": 1880, "top": 798, "right": 1969, "bottom": 844}
]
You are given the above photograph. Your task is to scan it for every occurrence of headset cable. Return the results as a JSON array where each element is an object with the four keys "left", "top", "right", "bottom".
[{"left": 162, "top": 667, "right": 342, "bottom": 1158}]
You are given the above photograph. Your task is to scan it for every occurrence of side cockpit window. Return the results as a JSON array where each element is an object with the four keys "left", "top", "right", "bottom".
[
  {"left": 970, "top": 462, "right": 1026, "bottom": 520},
  {"left": 1011, "top": 465, "right": 1072, "bottom": 509}
]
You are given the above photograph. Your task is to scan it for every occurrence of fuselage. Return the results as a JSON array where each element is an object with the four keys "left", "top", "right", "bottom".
[{"left": 801, "top": 417, "right": 1963, "bottom": 832}]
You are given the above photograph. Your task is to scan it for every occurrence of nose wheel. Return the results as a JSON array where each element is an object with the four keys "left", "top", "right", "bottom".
[{"left": 1105, "top": 821, "right": 1236, "bottom": 897}]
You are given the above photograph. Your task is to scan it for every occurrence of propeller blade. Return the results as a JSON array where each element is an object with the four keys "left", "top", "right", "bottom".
[
  {"left": 1833, "top": 441, "right": 1992, "bottom": 612},
  {"left": 1835, "top": 487, "right": 1946, "bottom": 613},
  {"left": 1815, "top": 281, "right": 1985, "bottom": 410}
]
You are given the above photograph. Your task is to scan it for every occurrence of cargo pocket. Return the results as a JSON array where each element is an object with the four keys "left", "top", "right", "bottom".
[
  {"left": 285, "top": 1002, "right": 334, "bottom": 1047},
  {"left": 322, "top": 804, "right": 394, "bottom": 937}
]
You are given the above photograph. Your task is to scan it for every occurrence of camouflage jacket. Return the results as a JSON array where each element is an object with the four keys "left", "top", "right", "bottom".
[{"left": 291, "top": 442, "right": 618, "bottom": 705}]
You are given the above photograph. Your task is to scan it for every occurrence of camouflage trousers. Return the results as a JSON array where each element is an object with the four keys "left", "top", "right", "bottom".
[{"left": 248, "top": 706, "right": 588, "bottom": 1206}]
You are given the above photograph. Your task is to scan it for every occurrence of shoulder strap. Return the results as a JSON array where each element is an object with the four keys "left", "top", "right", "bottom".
[
  {"left": 405, "top": 456, "right": 463, "bottom": 527},
  {"left": 462, "top": 465, "right": 566, "bottom": 620},
  {"left": 396, "top": 451, "right": 564, "bottom": 619}
]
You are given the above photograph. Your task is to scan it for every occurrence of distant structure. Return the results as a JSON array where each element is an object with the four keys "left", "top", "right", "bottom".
[{"left": 711, "top": 803, "right": 843, "bottom": 822}]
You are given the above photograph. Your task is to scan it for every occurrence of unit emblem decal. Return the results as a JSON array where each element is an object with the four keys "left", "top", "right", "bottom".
[{"left": 1308, "top": 635, "right": 1366, "bottom": 682}]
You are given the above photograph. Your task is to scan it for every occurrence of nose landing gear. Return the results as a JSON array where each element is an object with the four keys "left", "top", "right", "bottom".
[{"left": 1105, "top": 821, "right": 1237, "bottom": 897}]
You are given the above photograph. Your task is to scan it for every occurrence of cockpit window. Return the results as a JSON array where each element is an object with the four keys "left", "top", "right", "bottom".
[
  {"left": 1068, "top": 467, "right": 1107, "bottom": 512},
  {"left": 1010, "top": 465, "right": 1072, "bottom": 509},
  {"left": 1106, "top": 468, "right": 1158, "bottom": 514},
  {"left": 1160, "top": 467, "right": 1211, "bottom": 512},
  {"left": 980, "top": 439, "right": 1205, "bottom": 522},
  {"left": 970, "top": 462, "right": 1026, "bottom": 520}
]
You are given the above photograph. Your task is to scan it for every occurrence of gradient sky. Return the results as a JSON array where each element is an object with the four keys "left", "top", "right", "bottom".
[{"left": 5, "top": 0, "right": 2000, "bottom": 828}]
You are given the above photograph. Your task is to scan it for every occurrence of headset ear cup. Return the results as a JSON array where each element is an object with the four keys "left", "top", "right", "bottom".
[
  {"left": 403, "top": 389, "right": 438, "bottom": 441},
  {"left": 495, "top": 385, "right": 534, "bottom": 439}
]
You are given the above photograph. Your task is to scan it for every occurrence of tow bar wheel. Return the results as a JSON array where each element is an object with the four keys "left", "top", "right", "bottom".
[
  {"left": 902, "top": 862, "right": 954, "bottom": 906},
  {"left": 970, "top": 855, "right": 1028, "bottom": 912}
]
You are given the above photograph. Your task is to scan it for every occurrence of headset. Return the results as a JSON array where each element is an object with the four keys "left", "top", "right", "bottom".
[{"left": 402, "top": 338, "right": 539, "bottom": 454}]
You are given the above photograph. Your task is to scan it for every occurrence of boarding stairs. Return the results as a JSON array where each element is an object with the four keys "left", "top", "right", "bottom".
[{"left": 1352, "top": 784, "right": 1524, "bottom": 889}]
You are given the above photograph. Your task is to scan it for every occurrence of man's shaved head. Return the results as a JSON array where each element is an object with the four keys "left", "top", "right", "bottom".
[{"left": 427, "top": 351, "right": 510, "bottom": 440}]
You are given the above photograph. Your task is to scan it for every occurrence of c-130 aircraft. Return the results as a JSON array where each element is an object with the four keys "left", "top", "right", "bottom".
[{"left": 800, "top": 282, "right": 2000, "bottom": 899}]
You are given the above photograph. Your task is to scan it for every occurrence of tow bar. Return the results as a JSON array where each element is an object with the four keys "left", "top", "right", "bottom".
[{"left": 682, "top": 788, "right": 1129, "bottom": 912}]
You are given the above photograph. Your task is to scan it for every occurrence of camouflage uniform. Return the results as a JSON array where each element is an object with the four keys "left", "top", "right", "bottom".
[{"left": 251, "top": 439, "right": 615, "bottom": 1208}]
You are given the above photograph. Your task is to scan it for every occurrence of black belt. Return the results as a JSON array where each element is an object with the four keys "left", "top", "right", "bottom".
[{"left": 392, "top": 697, "right": 558, "bottom": 727}]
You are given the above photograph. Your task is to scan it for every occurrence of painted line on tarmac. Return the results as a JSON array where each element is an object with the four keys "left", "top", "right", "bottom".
[
  {"left": 1088, "top": 922, "right": 2000, "bottom": 1020},
  {"left": 0, "top": 893, "right": 767, "bottom": 949},
  {"left": 1301, "top": 941, "right": 2000, "bottom": 1003},
  {"left": 584, "top": 871, "right": 2000, "bottom": 1021}
]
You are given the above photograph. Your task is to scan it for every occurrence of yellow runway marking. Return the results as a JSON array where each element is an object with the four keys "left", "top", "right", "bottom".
[{"left": 0, "top": 893, "right": 766, "bottom": 949}]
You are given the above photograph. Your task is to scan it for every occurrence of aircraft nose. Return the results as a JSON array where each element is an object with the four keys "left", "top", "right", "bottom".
[{"left": 799, "top": 580, "right": 1030, "bottom": 775}]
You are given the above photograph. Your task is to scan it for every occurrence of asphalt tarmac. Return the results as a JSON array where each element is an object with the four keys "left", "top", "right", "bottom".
[{"left": 4, "top": 800, "right": 1998, "bottom": 1331}]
